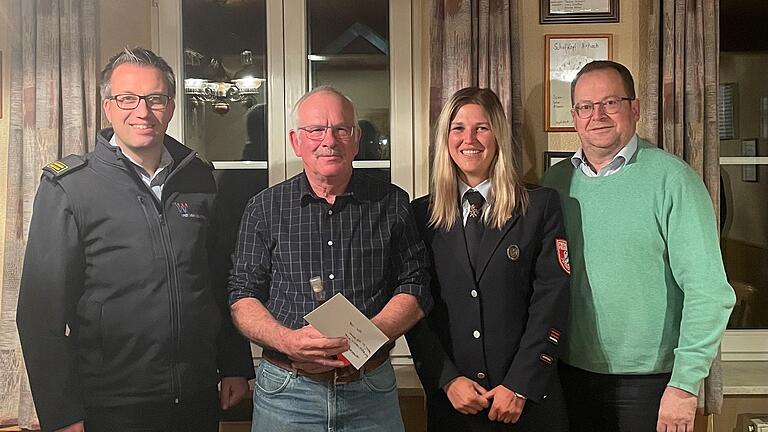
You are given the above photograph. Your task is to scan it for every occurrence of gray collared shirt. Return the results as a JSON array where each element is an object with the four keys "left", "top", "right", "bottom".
[
  {"left": 110, "top": 135, "right": 173, "bottom": 201},
  {"left": 458, "top": 179, "right": 491, "bottom": 225},
  {"left": 571, "top": 134, "right": 638, "bottom": 177}
]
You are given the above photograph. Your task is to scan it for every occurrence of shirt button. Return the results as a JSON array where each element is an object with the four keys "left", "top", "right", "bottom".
[
  {"left": 476, "top": 372, "right": 486, "bottom": 379},
  {"left": 473, "top": 330, "right": 480, "bottom": 339},
  {"left": 327, "top": 240, "right": 333, "bottom": 246},
  {"left": 328, "top": 274, "right": 335, "bottom": 280},
  {"left": 470, "top": 289, "right": 478, "bottom": 298},
  {"left": 328, "top": 209, "right": 333, "bottom": 215}
]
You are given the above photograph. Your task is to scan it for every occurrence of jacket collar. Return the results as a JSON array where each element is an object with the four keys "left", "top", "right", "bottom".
[{"left": 95, "top": 128, "right": 196, "bottom": 172}]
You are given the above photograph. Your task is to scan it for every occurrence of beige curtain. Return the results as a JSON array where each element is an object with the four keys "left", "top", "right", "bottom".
[
  {"left": 1, "top": 0, "right": 98, "bottom": 429},
  {"left": 429, "top": 0, "right": 523, "bottom": 166},
  {"left": 641, "top": 0, "right": 723, "bottom": 415}
]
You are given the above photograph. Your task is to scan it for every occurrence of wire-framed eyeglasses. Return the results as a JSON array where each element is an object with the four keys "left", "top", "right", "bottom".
[
  {"left": 108, "top": 94, "right": 171, "bottom": 110},
  {"left": 573, "top": 96, "right": 634, "bottom": 119},
  {"left": 298, "top": 125, "right": 356, "bottom": 142}
]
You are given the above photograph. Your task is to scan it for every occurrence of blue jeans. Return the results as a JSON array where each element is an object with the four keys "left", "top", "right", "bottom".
[{"left": 251, "top": 359, "right": 405, "bottom": 432}]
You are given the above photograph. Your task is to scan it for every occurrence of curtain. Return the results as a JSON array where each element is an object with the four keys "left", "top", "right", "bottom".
[
  {"left": 0, "top": 0, "right": 98, "bottom": 429},
  {"left": 429, "top": 0, "right": 523, "bottom": 167},
  {"left": 641, "top": 0, "right": 723, "bottom": 415}
]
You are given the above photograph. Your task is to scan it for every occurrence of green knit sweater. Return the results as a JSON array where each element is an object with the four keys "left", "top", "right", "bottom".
[{"left": 542, "top": 140, "right": 735, "bottom": 395}]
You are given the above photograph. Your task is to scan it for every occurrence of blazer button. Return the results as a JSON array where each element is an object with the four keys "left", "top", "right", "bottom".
[
  {"left": 470, "top": 289, "right": 478, "bottom": 298},
  {"left": 476, "top": 372, "right": 486, "bottom": 379},
  {"left": 473, "top": 330, "right": 481, "bottom": 339}
]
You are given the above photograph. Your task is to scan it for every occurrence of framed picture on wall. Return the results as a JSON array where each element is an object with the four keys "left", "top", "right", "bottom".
[
  {"left": 540, "top": 0, "right": 620, "bottom": 24},
  {"left": 545, "top": 34, "right": 612, "bottom": 132},
  {"left": 544, "top": 151, "right": 575, "bottom": 172}
]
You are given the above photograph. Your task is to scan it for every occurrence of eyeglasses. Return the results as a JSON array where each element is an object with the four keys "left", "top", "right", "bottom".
[
  {"left": 108, "top": 94, "right": 171, "bottom": 110},
  {"left": 573, "top": 96, "right": 634, "bottom": 119},
  {"left": 298, "top": 125, "right": 356, "bottom": 142}
]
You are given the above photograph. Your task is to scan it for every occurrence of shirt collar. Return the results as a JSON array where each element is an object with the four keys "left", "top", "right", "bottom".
[
  {"left": 570, "top": 134, "right": 638, "bottom": 176},
  {"left": 458, "top": 178, "right": 491, "bottom": 203},
  {"left": 109, "top": 134, "right": 173, "bottom": 175},
  {"left": 299, "top": 170, "right": 365, "bottom": 206}
]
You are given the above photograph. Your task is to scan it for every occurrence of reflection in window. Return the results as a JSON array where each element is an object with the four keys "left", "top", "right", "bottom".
[
  {"left": 720, "top": 51, "right": 768, "bottom": 329},
  {"left": 308, "top": 0, "right": 391, "bottom": 180},
  {"left": 182, "top": 0, "right": 269, "bottom": 277}
]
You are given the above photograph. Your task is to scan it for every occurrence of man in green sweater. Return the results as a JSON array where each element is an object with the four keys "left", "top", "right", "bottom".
[{"left": 542, "top": 60, "right": 735, "bottom": 432}]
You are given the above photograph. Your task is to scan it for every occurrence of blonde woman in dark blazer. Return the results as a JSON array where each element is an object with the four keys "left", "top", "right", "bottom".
[{"left": 406, "top": 87, "right": 570, "bottom": 431}]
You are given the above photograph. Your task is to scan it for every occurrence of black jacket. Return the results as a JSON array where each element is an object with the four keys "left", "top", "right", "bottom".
[
  {"left": 16, "top": 129, "right": 254, "bottom": 431},
  {"left": 406, "top": 186, "right": 570, "bottom": 431}
]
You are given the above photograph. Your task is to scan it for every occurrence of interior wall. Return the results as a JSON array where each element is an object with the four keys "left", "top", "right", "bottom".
[
  {"left": 0, "top": 0, "right": 10, "bottom": 308},
  {"left": 518, "top": 0, "right": 641, "bottom": 181},
  {"left": 98, "top": 0, "right": 154, "bottom": 126}
]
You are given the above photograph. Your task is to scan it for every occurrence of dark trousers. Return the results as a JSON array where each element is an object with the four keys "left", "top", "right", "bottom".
[
  {"left": 84, "top": 393, "right": 219, "bottom": 432},
  {"left": 559, "top": 362, "right": 670, "bottom": 432}
]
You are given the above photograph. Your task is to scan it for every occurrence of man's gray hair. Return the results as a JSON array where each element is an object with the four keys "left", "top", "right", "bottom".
[
  {"left": 292, "top": 86, "right": 359, "bottom": 128},
  {"left": 99, "top": 47, "right": 176, "bottom": 99}
]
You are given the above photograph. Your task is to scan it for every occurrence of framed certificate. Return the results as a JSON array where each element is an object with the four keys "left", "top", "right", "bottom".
[
  {"left": 540, "top": 0, "right": 619, "bottom": 24},
  {"left": 545, "top": 34, "right": 612, "bottom": 132}
]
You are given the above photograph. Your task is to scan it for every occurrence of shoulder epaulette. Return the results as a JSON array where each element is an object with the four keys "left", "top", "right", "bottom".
[{"left": 42, "top": 154, "right": 86, "bottom": 178}]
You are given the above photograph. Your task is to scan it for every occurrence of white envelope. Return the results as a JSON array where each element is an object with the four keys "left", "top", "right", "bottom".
[{"left": 304, "top": 293, "right": 390, "bottom": 370}]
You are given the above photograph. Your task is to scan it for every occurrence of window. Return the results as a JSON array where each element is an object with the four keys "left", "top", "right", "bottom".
[
  {"left": 154, "top": 0, "right": 428, "bottom": 361},
  {"left": 719, "top": 51, "right": 768, "bottom": 360}
]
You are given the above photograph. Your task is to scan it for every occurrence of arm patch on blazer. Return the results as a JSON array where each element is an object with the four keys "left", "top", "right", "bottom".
[
  {"left": 547, "top": 328, "right": 561, "bottom": 345},
  {"left": 555, "top": 238, "right": 570, "bottom": 274}
]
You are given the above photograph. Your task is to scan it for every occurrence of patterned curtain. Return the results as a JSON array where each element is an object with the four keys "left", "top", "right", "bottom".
[
  {"left": 640, "top": 0, "right": 724, "bottom": 415},
  {"left": 1, "top": 0, "right": 98, "bottom": 429},
  {"left": 429, "top": 0, "right": 523, "bottom": 167}
]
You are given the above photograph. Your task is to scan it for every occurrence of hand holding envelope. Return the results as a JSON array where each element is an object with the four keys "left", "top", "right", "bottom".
[{"left": 304, "top": 293, "right": 391, "bottom": 370}]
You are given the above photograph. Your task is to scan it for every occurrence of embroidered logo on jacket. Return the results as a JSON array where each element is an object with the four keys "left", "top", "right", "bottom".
[
  {"left": 174, "top": 201, "right": 206, "bottom": 220},
  {"left": 555, "top": 238, "right": 570, "bottom": 274}
]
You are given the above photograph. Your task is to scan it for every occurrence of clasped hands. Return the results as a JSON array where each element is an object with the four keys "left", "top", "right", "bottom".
[
  {"left": 443, "top": 376, "right": 526, "bottom": 424},
  {"left": 280, "top": 324, "right": 350, "bottom": 374}
]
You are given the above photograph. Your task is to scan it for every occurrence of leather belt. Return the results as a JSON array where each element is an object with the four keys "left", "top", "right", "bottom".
[{"left": 262, "top": 342, "right": 393, "bottom": 384}]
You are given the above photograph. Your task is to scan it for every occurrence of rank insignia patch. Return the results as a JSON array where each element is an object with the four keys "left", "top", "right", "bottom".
[
  {"left": 539, "top": 353, "right": 554, "bottom": 365},
  {"left": 46, "top": 160, "right": 69, "bottom": 173},
  {"left": 547, "top": 328, "right": 561, "bottom": 345},
  {"left": 555, "top": 238, "right": 570, "bottom": 274}
]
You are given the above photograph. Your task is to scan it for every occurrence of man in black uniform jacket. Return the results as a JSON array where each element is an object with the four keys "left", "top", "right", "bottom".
[{"left": 16, "top": 47, "right": 254, "bottom": 432}]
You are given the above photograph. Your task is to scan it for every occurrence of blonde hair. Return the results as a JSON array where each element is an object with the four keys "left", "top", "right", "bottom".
[{"left": 430, "top": 87, "right": 528, "bottom": 231}]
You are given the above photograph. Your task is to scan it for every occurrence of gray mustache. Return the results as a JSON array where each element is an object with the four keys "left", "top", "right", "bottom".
[{"left": 314, "top": 148, "right": 343, "bottom": 157}]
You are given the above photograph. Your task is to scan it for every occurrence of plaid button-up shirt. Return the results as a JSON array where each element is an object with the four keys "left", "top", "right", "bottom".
[{"left": 228, "top": 171, "right": 432, "bottom": 330}]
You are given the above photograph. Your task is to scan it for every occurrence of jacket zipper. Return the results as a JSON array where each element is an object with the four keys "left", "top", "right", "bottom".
[{"left": 145, "top": 150, "right": 199, "bottom": 405}]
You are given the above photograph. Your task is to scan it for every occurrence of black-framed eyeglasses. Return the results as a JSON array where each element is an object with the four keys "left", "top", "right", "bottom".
[
  {"left": 108, "top": 94, "right": 171, "bottom": 110},
  {"left": 573, "top": 96, "right": 634, "bottom": 119},
  {"left": 298, "top": 125, "right": 356, "bottom": 142}
]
